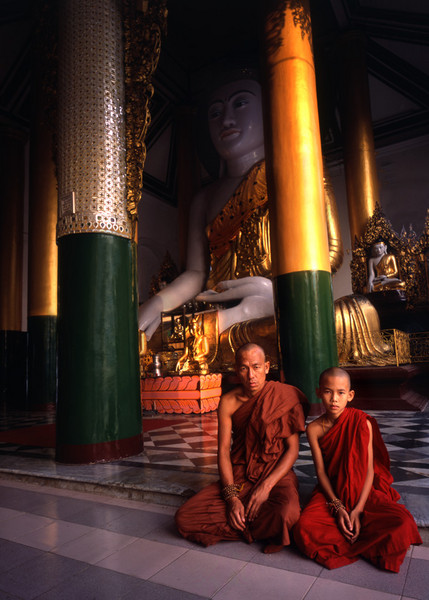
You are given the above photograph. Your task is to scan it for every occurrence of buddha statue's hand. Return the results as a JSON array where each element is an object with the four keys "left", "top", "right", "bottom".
[
  {"left": 197, "top": 277, "right": 274, "bottom": 333},
  {"left": 138, "top": 295, "right": 163, "bottom": 340},
  {"left": 197, "top": 276, "right": 273, "bottom": 303}
]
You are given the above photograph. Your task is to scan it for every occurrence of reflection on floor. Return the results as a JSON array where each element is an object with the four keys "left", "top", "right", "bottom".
[{"left": 0, "top": 407, "right": 428, "bottom": 526}]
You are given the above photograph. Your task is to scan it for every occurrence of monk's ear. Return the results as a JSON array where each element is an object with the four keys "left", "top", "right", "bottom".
[
  {"left": 348, "top": 389, "right": 355, "bottom": 403},
  {"left": 265, "top": 361, "right": 270, "bottom": 374}
]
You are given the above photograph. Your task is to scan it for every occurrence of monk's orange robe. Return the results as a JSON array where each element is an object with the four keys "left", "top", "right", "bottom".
[
  {"left": 175, "top": 381, "right": 308, "bottom": 547},
  {"left": 294, "top": 407, "right": 422, "bottom": 572}
]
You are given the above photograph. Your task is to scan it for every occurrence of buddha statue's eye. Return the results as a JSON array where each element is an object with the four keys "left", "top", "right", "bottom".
[
  {"left": 233, "top": 97, "right": 249, "bottom": 109},
  {"left": 208, "top": 105, "right": 223, "bottom": 120}
]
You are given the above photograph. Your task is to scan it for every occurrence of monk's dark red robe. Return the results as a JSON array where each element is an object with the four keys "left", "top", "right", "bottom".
[
  {"left": 294, "top": 407, "right": 421, "bottom": 572},
  {"left": 175, "top": 381, "right": 307, "bottom": 547}
]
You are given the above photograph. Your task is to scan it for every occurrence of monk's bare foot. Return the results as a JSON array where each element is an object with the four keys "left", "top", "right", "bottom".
[{"left": 263, "top": 544, "right": 284, "bottom": 554}]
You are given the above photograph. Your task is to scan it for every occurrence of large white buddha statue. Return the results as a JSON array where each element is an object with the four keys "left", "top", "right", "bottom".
[{"left": 139, "top": 78, "right": 274, "bottom": 338}]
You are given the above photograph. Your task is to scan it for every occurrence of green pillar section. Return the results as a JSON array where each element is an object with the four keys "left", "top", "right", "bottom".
[
  {"left": 28, "top": 316, "right": 57, "bottom": 407},
  {"left": 56, "top": 233, "right": 142, "bottom": 463},
  {"left": 275, "top": 270, "right": 338, "bottom": 411}
]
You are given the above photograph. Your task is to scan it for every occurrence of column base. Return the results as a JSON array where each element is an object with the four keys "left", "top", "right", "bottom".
[
  {"left": 28, "top": 316, "right": 57, "bottom": 408},
  {"left": 0, "top": 330, "right": 27, "bottom": 406},
  {"left": 56, "top": 433, "right": 143, "bottom": 464}
]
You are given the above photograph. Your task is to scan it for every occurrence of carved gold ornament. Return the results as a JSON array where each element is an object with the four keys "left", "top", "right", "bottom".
[{"left": 123, "top": 0, "right": 168, "bottom": 238}]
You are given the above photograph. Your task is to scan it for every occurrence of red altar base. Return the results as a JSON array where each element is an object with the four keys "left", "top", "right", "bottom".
[
  {"left": 141, "top": 373, "right": 222, "bottom": 414},
  {"left": 345, "top": 364, "right": 429, "bottom": 411}
]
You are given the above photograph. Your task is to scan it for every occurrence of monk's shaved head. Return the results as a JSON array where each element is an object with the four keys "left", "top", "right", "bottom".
[
  {"left": 319, "top": 367, "right": 351, "bottom": 389},
  {"left": 235, "top": 343, "right": 266, "bottom": 365}
]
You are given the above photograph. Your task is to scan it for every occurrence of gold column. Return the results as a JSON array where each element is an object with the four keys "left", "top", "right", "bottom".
[
  {"left": 261, "top": 0, "right": 337, "bottom": 410},
  {"left": 262, "top": 0, "right": 330, "bottom": 276},
  {"left": 28, "top": 89, "right": 58, "bottom": 318},
  {"left": 0, "top": 128, "right": 26, "bottom": 331},
  {"left": 339, "top": 31, "right": 380, "bottom": 244}
]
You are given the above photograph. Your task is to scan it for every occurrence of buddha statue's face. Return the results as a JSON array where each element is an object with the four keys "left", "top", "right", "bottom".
[
  {"left": 371, "top": 242, "right": 387, "bottom": 257},
  {"left": 207, "top": 79, "right": 264, "bottom": 162}
]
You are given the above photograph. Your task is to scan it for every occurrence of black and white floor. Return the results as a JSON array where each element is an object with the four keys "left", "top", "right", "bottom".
[{"left": 0, "top": 408, "right": 428, "bottom": 526}]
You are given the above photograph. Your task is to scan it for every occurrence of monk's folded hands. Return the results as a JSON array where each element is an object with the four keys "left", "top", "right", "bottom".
[
  {"left": 246, "top": 482, "right": 271, "bottom": 522},
  {"left": 227, "top": 497, "right": 246, "bottom": 531}
]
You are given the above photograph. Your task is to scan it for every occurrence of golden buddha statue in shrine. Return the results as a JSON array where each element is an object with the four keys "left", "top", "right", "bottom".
[
  {"left": 367, "top": 242, "right": 406, "bottom": 293},
  {"left": 176, "top": 316, "right": 209, "bottom": 375}
]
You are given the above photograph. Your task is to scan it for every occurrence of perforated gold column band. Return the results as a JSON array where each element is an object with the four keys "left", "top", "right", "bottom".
[{"left": 57, "top": 0, "right": 130, "bottom": 239}]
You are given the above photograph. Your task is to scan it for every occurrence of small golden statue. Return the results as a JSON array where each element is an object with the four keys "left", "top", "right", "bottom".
[
  {"left": 176, "top": 315, "right": 209, "bottom": 375},
  {"left": 367, "top": 242, "right": 406, "bottom": 293},
  {"left": 169, "top": 317, "right": 185, "bottom": 343}
]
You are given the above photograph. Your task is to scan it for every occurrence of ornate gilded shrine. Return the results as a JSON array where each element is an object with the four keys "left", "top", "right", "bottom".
[
  {"left": 345, "top": 205, "right": 429, "bottom": 367},
  {"left": 141, "top": 309, "right": 222, "bottom": 414},
  {"left": 351, "top": 205, "right": 429, "bottom": 306}
]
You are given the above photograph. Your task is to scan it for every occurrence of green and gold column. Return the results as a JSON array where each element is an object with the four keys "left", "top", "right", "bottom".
[
  {"left": 338, "top": 32, "right": 380, "bottom": 243},
  {"left": 56, "top": 0, "right": 142, "bottom": 462},
  {"left": 27, "top": 33, "right": 58, "bottom": 408},
  {"left": 261, "top": 0, "right": 337, "bottom": 411},
  {"left": 0, "top": 127, "right": 27, "bottom": 405}
]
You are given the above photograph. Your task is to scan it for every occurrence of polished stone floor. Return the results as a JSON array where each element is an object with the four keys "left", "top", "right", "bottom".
[
  {"left": 0, "top": 407, "right": 428, "bottom": 599},
  {"left": 0, "top": 478, "right": 428, "bottom": 600}
]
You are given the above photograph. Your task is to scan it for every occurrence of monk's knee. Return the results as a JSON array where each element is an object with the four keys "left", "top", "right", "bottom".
[{"left": 281, "top": 501, "right": 301, "bottom": 528}]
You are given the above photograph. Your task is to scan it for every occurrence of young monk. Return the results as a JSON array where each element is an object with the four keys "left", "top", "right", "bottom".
[{"left": 293, "top": 367, "right": 421, "bottom": 572}]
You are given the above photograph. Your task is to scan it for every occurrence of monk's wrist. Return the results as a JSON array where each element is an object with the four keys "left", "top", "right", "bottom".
[
  {"left": 221, "top": 483, "right": 243, "bottom": 502},
  {"left": 258, "top": 478, "right": 274, "bottom": 494},
  {"left": 326, "top": 497, "right": 346, "bottom": 516},
  {"left": 226, "top": 496, "right": 241, "bottom": 507}
]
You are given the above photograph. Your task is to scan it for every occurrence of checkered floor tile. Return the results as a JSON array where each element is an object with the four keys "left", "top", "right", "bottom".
[
  {"left": 1, "top": 407, "right": 429, "bottom": 497},
  {"left": 141, "top": 410, "right": 429, "bottom": 496},
  {"left": 142, "top": 413, "right": 219, "bottom": 472}
]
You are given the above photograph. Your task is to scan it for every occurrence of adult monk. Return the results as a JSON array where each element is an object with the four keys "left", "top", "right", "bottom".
[
  {"left": 175, "top": 343, "right": 308, "bottom": 552},
  {"left": 293, "top": 367, "right": 422, "bottom": 572}
]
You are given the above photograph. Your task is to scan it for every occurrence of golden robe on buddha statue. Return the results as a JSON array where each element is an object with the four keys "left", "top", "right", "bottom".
[{"left": 206, "top": 161, "right": 270, "bottom": 287}]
